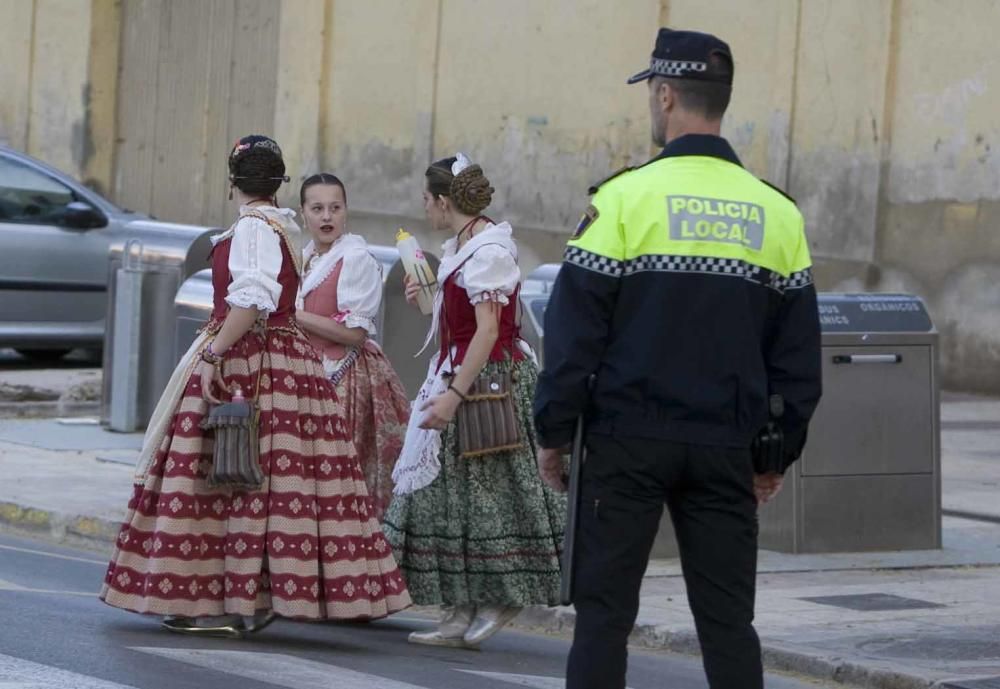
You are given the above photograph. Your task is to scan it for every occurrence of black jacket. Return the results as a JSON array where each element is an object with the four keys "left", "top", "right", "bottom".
[{"left": 533, "top": 135, "right": 822, "bottom": 470}]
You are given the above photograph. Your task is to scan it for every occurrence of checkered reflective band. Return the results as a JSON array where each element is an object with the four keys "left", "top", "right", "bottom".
[
  {"left": 565, "top": 247, "right": 814, "bottom": 294},
  {"left": 564, "top": 246, "right": 624, "bottom": 278},
  {"left": 651, "top": 58, "right": 708, "bottom": 77}
]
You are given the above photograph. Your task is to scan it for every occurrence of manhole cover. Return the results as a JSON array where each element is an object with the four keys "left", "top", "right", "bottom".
[
  {"left": 941, "top": 679, "right": 1000, "bottom": 689},
  {"left": 860, "top": 638, "right": 1000, "bottom": 661},
  {"left": 800, "top": 593, "right": 944, "bottom": 611}
]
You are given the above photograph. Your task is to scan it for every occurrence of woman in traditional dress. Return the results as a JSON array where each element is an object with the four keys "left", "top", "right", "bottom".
[
  {"left": 296, "top": 173, "right": 409, "bottom": 520},
  {"left": 382, "top": 153, "right": 565, "bottom": 649},
  {"left": 100, "top": 135, "right": 410, "bottom": 637}
]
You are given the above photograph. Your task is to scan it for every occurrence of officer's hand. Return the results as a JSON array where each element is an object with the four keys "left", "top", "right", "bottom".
[
  {"left": 753, "top": 472, "right": 784, "bottom": 505},
  {"left": 537, "top": 448, "right": 567, "bottom": 492}
]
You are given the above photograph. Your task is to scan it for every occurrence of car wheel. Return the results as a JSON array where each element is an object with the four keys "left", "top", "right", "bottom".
[{"left": 15, "top": 348, "right": 72, "bottom": 362}]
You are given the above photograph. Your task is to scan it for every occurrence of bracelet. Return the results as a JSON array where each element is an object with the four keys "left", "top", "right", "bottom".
[
  {"left": 447, "top": 384, "right": 468, "bottom": 402},
  {"left": 200, "top": 342, "right": 223, "bottom": 366}
]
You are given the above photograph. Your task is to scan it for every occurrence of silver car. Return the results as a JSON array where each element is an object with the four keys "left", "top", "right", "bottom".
[{"left": 0, "top": 146, "right": 213, "bottom": 361}]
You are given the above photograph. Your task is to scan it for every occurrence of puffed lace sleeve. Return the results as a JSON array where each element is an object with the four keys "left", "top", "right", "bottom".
[
  {"left": 460, "top": 244, "right": 520, "bottom": 306},
  {"left": 335, "top": 249, "right": 383, "bottom": 335},
  {"left": 226, "top": 216, "right": 284, "bottom": 312}
]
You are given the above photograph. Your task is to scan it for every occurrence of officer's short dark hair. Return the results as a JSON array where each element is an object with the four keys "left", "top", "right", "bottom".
[{"left": 660, "top": 52, "right": 733, "bottom": 120}]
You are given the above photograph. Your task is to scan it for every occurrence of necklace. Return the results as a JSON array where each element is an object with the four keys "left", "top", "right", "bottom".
[{"left": 457, "top": 216, "right": 485, "bottom": 247}]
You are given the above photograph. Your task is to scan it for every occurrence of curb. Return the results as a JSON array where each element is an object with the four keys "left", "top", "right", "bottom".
[
  {"left": 512, "top": 604, "right": 937, "bottom": 689},
  {"left": 0, "top": 400, "right": 100, "bottom": 419},
  {"left": 0, "top": 501, "right": 119, "bottom": 552}
]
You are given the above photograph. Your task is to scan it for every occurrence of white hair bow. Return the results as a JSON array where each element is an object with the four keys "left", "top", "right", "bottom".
[{"left": 451, "top": 152, "right": 472, "bottom": 176}]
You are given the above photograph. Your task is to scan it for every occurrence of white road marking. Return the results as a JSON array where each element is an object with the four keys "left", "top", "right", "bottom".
[
  {"left": 458, "top": 670, "right": 637, "bottom": 689},
  {"left": 0, "top": 543, "right": 106, "bottom": 565},
  {"left": 0, "top": 652, "right": 139, "bottom": 689},
  {"left": 130, "top": 647, "right": 431, "bottom": 688},
  {"left": 0, "top": 577, "right": 94, "bottom": 598},
  {"left": 0, "top": 582, "right": 94, "bottom": 597}
]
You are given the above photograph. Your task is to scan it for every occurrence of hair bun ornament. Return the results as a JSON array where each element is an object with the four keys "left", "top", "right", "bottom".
[{"left": 451, "top": 152, "right": 472, "bottom": 177}]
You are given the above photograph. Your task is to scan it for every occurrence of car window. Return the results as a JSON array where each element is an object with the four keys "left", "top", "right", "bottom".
[{"left": 0, "top": 156, "right": 77, "bottom": 225}]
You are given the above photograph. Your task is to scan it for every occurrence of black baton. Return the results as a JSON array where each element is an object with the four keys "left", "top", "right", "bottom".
[{"left": 560, "top": 375, "right": 594, "bottom": 606}]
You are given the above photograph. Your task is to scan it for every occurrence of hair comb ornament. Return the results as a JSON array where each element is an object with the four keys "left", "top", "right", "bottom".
[
  {"left": 230, "top": 137, "right": 283, "bottom": 160},
  {"left": 451, "top": 152, "right": 472, "bottom": 176},
  {"left": 252, "top": 139, "right": 283, "bottom": 156}
]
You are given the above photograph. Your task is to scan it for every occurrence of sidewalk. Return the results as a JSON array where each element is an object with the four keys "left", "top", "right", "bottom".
[
  {"left": 0, "top": 365, "right": 101, "bottom": 418},
  {"left": 1, "top": 394, "right": 999, "bottom": 689}
]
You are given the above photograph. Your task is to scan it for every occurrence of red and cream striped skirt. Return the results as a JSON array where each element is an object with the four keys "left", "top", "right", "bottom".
[{"left": 99, "top": 328, "right": 411, "bottom": 620}]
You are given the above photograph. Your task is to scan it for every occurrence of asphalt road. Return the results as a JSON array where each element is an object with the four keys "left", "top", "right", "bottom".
[{"left": 0, "top": 532, "right": 831, "bottom": 689}]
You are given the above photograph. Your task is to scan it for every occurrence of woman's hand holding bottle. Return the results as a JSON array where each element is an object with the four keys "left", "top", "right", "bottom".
[{"left": 404, "top": 273, "right": 422, "bottom": 308}]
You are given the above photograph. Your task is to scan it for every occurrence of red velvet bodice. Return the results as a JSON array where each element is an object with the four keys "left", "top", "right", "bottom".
[
  {"left": 436, "top": 270, "right": 524, "bottom": 370},
  {"left": 209, "top": 234, "right": 298, "bottom": 328}
]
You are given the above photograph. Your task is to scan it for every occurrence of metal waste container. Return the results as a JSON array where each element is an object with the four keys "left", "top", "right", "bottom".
[
  {"left": 172, "top": 244, "right": 440, "bottom": 400},
  {"left": 519, "top": 263, "right": 560, "bottom": 367},
  {"left": 101, "top": 224, "right": 216, "bottom": 430},
  {"left": 174, "top": 268, "right": 213, "bottom": 364},
  {"left": 379, "top": 247, "right": 440, "bottom": 398},
  {"left": 516, "top": 266, "right": 941, "bottom": 556},
  {"left": 759, "top": 293, "right": 941, "bottom": 553}
]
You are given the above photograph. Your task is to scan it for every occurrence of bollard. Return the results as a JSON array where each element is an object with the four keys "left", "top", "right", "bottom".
[{"left": 108, "top": 240, "right": 144, "bottom": 432}]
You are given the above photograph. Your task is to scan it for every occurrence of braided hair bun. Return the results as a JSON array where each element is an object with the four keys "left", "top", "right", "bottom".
[
  {"left": 229, "top": 135, "right": 287, "bottom": 197},
  {"left": 449, "top": 164, "right": 494, "bottom": 215}
]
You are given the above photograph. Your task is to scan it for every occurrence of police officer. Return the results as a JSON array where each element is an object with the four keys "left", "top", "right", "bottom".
[{"left": 533, "top": 28, "right": 822, "bottom": 689}]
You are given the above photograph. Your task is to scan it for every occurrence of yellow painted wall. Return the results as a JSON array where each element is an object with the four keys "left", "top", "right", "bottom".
[
  {"left": 4, "top": 0, "right": 1000, "bottom": 389},
  {"left": 0, "top": 0, "right": 96, "bottom": 179},
  {"left": 0, "top": 0, "right": 35, "bottom": 151},
  {"left": 321, "top": 0, "right": 439, "bottom": 218}
]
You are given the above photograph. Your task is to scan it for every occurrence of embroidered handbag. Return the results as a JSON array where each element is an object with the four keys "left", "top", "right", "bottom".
[
  {"left": 200, "top": 344, "right": 267, "bottom": 490},
  {"left": 448, "top": 368, "right": 523, "bottom": 458}
]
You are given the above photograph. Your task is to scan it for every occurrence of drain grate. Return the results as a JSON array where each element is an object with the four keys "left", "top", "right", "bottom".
[
  {"left": 799, "top": 593, "right": 944, "bottom": 611},
  {"left": 941, "top": 679, "right": 1000, "bottom": 689}
]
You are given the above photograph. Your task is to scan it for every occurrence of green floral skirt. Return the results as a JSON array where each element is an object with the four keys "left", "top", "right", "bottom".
[{"left": 382, "top": 358, "right": 566, "bottom": 607}]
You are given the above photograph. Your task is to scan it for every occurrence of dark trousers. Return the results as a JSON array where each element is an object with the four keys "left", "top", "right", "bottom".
[{"left": 565, "top": 434, "right": 762, "bottom": 689}]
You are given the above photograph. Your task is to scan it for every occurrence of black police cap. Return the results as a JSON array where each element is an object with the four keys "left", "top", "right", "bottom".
[{"left": 627, "top": 28, "right": 733, "bottom": 85}]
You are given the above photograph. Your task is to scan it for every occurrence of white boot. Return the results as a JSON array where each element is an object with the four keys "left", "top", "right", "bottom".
[
  {"left": 408, "top": 605, "right": 477, "bottom": 648},
  {"left": 463, "top": 605, "right": 521, "bottom": 646}
]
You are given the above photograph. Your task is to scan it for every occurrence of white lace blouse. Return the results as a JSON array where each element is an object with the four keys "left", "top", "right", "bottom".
[
  {"left": 215, "top": 206, "right": 297, "bottom": 313},
  {"left": 456, "top": 242, "right": 521, "bottom": 306},
  {"left": 334, "top": 248, "right": 383, "bottom": 335}
]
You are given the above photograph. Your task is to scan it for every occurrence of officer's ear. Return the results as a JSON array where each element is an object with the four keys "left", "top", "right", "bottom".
[
  {"left": 661, "top": 81, "right": 677, "bottom": 114},
  {"left": 650, "top": 76, "right": 675, "bottom": 115}
]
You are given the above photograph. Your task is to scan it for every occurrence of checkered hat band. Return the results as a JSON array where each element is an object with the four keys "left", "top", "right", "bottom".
[{"left": 651, "top": 58, "right": 708, "bottom": 77}]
